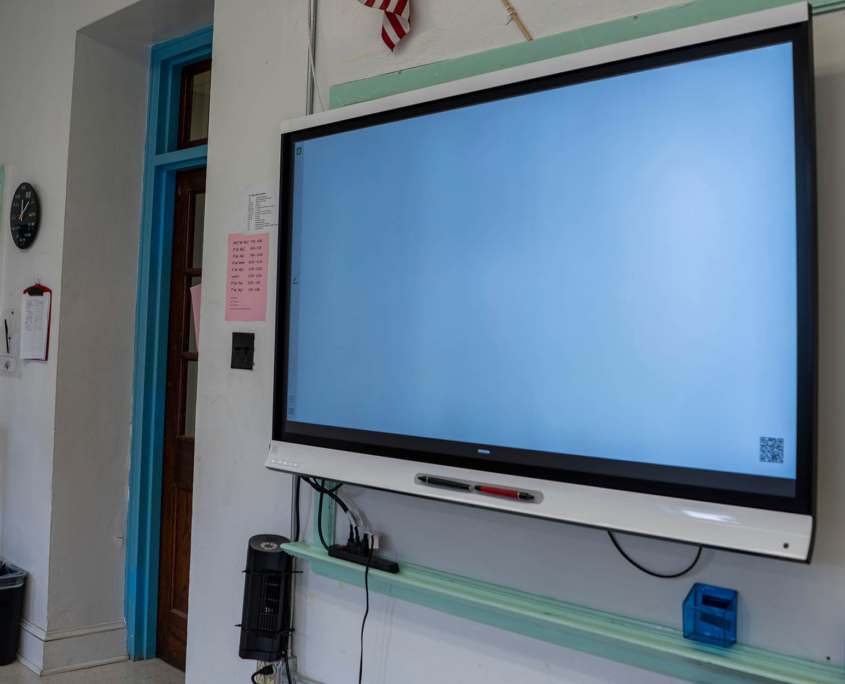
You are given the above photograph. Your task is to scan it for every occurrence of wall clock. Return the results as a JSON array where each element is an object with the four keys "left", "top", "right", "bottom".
[{"left": 10, "top": 182, "right": 40, "bottom": 249}]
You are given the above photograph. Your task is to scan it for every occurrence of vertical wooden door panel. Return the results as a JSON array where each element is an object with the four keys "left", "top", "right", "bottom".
[
  {"left": 170, "top": 487, "right": 193, "bottom": 617},
  {"left": 158, "top": 167, "right": 204, "bottom": 671}
]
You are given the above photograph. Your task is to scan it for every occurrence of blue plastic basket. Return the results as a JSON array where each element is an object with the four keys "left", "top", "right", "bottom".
[{"left": 683, "top": 583, "right": 737, "bottom": 648}]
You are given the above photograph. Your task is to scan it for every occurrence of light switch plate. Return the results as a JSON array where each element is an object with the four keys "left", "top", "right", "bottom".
[{"left": 231, "top": 332, "right": 255, "bottom": 370}]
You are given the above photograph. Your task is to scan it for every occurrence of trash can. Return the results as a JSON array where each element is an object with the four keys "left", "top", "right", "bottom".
[{"left": 0, "top": 559, "right": 26, "bottom": 666}]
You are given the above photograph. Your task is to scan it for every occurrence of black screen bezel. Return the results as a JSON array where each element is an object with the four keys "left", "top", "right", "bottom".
[{"left": 273, "top": 22, "right": 817, "bottom": 516}]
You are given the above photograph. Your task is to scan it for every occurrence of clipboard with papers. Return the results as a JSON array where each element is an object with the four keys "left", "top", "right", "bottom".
[{"left": 22, "top": 283, "right": 52, "bottom": 361}]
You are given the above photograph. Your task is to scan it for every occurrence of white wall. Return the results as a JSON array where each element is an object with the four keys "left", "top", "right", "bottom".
[
  {"left": 186, "top": 1, "right": 309, "bottom": 680},
  {"left": 313, "top": 0, "right": 687, "bottom": 111},
  {"left": 0, "top": 0, "right": 215, "bottom": 673},
  {"left": 47, "top": 27, "right": 149, "bottom": 643},
  {"left": 188, "top": 3, "right": 840, "bottom": 684},
  {"left": 0, "top": 0, "right": 138, "bottom": 644}
]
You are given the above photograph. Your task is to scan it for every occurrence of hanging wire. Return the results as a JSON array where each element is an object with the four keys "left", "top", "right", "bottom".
[
  {"left": 305, "top": 0, "right": 326, "bottom": 113},
  {"left": 608, "top": 531, "right": 702, "bottom": 579}
]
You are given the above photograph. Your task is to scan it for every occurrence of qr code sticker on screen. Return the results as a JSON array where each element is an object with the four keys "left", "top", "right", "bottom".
[{"left": 760, "top": 437, "right": 784, "bottom": 463}]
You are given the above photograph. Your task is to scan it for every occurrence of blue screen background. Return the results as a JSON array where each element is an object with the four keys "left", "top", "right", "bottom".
[{"left": 289, "top": 43, "right": 798, "bottom": 480}]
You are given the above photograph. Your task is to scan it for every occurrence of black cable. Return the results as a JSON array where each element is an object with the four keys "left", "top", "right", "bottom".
[
  {"left": 288, "top": 478, "right": 301, "bottom": 684},
  {"left": 314, "top": 478, "right": 343, "bottom": 494},
  {"left": 608, "top": 531, "right": 702, "bottom": 579},
  {"left": 306, "top": 478, "right": 349, "bottom": 550},
  {"left": 304, "top": 477, "right": 343, "bottom": 494},
  {"left": 316, "top": 489, "right": 330, "bottom": 550},
  {"left": 292, "top": 475, "right": 302, "bottom": 543},
  {"left": 251, "top": 665, "right": 274, "bottom": 684},
  {"left": 358, "top": 545, "right": 374, "bottom": 684},
  {"left": 304, "top": 477, "right": 349, "bottom": 513}
]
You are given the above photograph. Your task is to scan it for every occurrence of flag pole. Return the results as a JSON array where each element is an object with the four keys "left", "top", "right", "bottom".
[{"left": 500, "top": 0, "right": 532, "bottom": 41}]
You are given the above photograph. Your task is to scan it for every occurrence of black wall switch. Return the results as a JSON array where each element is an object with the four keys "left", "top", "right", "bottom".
[{"left": 231, "top": 332, "right": 255, "bottom": 370}]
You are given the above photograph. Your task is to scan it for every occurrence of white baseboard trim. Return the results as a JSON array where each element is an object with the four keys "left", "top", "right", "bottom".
[
  {"left": 39, "top": 655, "right": 129, "bottom": 677},
  {"left": 21, "top": 620, "right": 126, "bottom": 641},
  {"left": 17, "top": 624, "right": 45, "bottom": 674},
  {"left": 20, "top": 618, "right": 126, "bottom": 642},
  {"left": 15, "top": 652, "right": 43, "bottom": 676},
  {"left": 19, "top": 619, "right": 48, "bottom": 644},
  {"left": 17, "top": 618, "right": 128, "bottom": 675}
]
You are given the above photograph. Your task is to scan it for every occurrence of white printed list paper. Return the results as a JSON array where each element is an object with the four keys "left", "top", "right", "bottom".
[
  {"left": 22, "top": 291, "right": 50, "bottom": 360},
  {"left": 244, "top": 183, "right": 279, "bottom": 233}
]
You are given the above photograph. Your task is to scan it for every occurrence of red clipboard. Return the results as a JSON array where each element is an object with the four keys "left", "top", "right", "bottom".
[{"left": 23, "top": 283, "right": 53, "bottom": 361}]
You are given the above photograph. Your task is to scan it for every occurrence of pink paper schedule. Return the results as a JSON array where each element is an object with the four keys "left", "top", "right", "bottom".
[{"left": 225, "top": 233, "right": 269, "bottom": 321}]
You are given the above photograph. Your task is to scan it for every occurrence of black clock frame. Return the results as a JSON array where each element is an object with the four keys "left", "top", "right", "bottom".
[{"left": 10, "top": 182, "right": 41, "bottom": 249}]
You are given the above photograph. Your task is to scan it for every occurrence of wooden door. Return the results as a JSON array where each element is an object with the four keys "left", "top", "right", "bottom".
[{"left": 158, "top": 167, "right": 205, "bottom": 670}]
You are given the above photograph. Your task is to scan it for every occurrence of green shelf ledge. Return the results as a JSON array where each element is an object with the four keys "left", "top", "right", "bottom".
[{"left": 285, "top": 541, "right": 842, "bottom": 684}]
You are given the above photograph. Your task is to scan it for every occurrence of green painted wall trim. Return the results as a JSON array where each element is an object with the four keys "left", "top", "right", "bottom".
[
  {"left": 287, "top": 541, "right": 842, "bottom": 684},
  {"left": 329, "top": 0, "right": 841, "bottom": 109}
]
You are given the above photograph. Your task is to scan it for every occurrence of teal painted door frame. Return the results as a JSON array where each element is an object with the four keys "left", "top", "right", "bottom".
[{"left": 126, "top": 26, "right": 212, "bottom": 661}]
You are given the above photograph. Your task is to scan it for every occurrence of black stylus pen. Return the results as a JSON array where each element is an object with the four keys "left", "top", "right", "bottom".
[
  {"left": 4, "top": 319, "right": 9, "bottom": 354},
  {"left": 418, "top": 475, "right": 473, "bottom": 491}
]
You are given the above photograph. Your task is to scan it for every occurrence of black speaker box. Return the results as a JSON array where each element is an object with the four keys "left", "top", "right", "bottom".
[{"left": 238, "top": 534, "right": 293, "bottom": 662}]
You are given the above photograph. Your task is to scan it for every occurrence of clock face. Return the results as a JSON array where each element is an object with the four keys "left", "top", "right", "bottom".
[{"left": 10, "top": 183, "right": 40, "bottom": 249}]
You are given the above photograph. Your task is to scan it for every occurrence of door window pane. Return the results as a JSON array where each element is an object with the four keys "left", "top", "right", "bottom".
[
  {"left": 178, "top": 60, "right": 212, "bottom": 149},
  {"left": 191, "top": 192, "right": 205, "bottom": 269},
  {"left": 188, "top": 276, "right": 201, "bottom": 354},
  {"left": 188, "top": 69, "right": 211, "bottom": 142},
  {"left": 183, "top": 360, "right": 198, "bottom": 438}
]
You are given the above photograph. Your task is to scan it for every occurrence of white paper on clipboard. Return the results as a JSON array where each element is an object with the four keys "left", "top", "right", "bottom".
[{"left": 21, "top": 291, "right": 50, "bottom": 360}]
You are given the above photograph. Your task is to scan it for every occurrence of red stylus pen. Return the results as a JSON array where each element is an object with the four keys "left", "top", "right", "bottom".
[{"left": 475, "top": 485, "right": 534, "bottom": 501}]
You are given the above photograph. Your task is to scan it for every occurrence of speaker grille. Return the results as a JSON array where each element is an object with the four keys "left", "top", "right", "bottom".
[{"left": 258, "top": 570, "right": 283, "bottom": 637}]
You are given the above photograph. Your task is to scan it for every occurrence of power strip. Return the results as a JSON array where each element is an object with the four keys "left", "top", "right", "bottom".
[
  {"left": 256, "top": 657, "right": 297, "bottom": 684},
  {"left": 328, "top": 544, "right": 399, "bottom": 573},
  {"left": 254, "top": 660, "right": 272, "bottom": 684}
]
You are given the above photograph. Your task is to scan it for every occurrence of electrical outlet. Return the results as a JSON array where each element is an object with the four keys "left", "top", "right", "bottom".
[
  {"left": 255, "top": 661, "right": 268, "bottom": 684},
  {"left": 257, "top": 657, "right": 295, "bottom": 684}
]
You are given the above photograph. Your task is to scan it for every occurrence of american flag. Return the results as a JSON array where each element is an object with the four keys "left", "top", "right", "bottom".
[{"left": 359, "top": 0, "right": 411, "bottom": 51}]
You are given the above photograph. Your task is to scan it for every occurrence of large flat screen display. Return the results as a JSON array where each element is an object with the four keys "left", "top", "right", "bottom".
[{"left": 275, "top": 22, "right": 815, "bottom": 518}]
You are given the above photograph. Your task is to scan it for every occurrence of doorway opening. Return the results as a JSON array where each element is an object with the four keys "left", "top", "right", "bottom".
[{"left": 125, "top": 28, "right": 212, "bottom": 665}]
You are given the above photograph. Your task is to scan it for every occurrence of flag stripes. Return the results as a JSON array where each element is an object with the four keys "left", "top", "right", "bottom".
[{"left": 359, "top": 0, "right": 410, "bottom": 51}]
